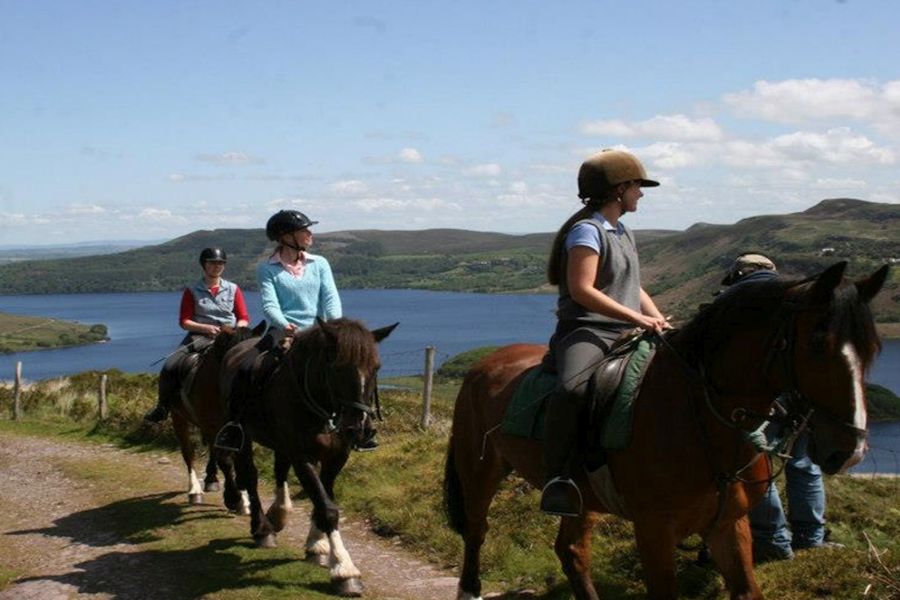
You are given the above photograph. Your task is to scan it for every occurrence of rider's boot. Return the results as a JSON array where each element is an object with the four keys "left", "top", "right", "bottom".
[
  {"left": 540, "top": 392, "right": 583, "bottom": 517},
  {"left": 144, "top": 371, "right": 179, "bottom": 423}
]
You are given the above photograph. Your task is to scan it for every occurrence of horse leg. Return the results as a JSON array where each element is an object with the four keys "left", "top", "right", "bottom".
[
  {"left": 633, "top": 517, "right": 678, "bottom": 600},
  {"left": 705, "top": 516, "right": 763, "bottom": 600},
  {"left": 172, "top": 412, "right": 204, "bottom": 505},
  {"left": 554, "top": 512, "right": 602, "bottom": 600},
  {"left": 445, "top": 437, "right": 509, "bottom": 600},
  {"left": 300, "top": 449, "right": 350, "bottom": 568},
  {"left": 294, "top": 459, "right": 363, "bottom": 598},
  {"left": 265, "top": 451, "right": 294, "bottom": 533},
  {"left": 304, "top": 521, "right": 332, "bottom": 568},
  {"left": 234, "top": 442, "right": 276, "bottom": 547},
  {"left": 215, "top": 449, "right": 245, "bottom": 513},
  {"left": 203, "top": 443, "right": 220, "bottom": 492}
]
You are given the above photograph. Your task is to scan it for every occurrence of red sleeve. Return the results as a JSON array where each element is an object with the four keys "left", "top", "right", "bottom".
[
  {"left": 233, "top": 286, "right": 250, "bottom": 323},
  {"left": 179, "top": 289, "right": 195, "bottom": 326}
]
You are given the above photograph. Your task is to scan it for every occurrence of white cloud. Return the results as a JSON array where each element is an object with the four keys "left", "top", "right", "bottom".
[
  {"left": 195, "top": 151, "right": 265, "bottom": 165},
  {"left": 463, "top": 163, "right": 502, "bottom": 177},
  {"left": 136, "top": 208, "right": 184, "bottom": 222},
  {"left": 580, "top": 114, "right": 723, "bottom": 141},
  {"left": 811, "top": 178, "right": 867, "bottom": 190},
  {"left": 637, "top": 142, "right": 704, "bottom": 169},
  {"left": 724, "top": 78, "right": 900, "bottom": 135},
  {"left": 64, "top": 204, "right": 106, "bottom": 215},
  {"left": 716, "top": 128, "right": 893, "bottom": 170},
  {"left": 398, "top": 147, "right": 424, "bottom": 163},
  {"left": 327, "top": 180, "right": 369, "bottom": 195}
]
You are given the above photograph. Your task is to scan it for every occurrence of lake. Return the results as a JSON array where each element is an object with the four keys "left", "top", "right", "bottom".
[{"left": 0, "top": 290, "right": 897, "bottom": 473}]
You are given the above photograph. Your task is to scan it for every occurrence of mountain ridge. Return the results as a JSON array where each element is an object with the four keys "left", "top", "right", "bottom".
[{"left": 0, "top": 198, "right": 896, "bottom": 326}]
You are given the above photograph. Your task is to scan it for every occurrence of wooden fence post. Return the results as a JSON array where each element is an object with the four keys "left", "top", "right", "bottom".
[
  {"left": 13, "top": 361, "right": 22, "bottom": 421},
  {"left": 98, "top": 373, "right": 108, "bottom": 420},
  {"left": 420, "top": 346, "right": 435, "bottom": 429}
]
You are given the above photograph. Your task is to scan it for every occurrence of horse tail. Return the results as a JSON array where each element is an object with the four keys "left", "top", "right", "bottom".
[{"left": 443, "top": 439, "right": 467, "bottom": 535}]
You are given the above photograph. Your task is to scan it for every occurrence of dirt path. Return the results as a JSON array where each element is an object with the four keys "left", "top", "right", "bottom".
[{"left": 0, "top": 430, "right": 460, "bottom": 599}]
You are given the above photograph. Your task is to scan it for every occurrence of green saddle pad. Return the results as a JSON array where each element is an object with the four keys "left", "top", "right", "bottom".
[{"left": 501, "top": 335, "right": 658, "bottom": 450}]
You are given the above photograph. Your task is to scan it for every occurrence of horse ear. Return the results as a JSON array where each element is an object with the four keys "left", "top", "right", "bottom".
[
  {"left": 806, "top": 261, "right": 847, "bottom": 305},
  {"left": 371, "top": 322, "right": 399, "bottom": 343},
  {"left": 252, "top": 320, "right": 267, "bottom": 336},
  {"left": 855, "top": 264, "right": 889, "bottom": 303}
]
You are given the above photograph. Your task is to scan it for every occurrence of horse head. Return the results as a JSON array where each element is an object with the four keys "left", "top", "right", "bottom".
[
  {"left": 781, "top": 262, "right": 888, "bottom": 473},
  {"left": 287, "top": 318, "right": 399, "bottom": 446},
  {"left": 211, "top": 320, "right": 267, "bottom": 360},
  {"left": 676, "top": 261, "right": 888, "bottom": 475}
]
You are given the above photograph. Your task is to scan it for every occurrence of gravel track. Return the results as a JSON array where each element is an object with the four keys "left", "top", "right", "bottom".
[{"left": 0, "top": 430, "right": 461, "bottom": 599}]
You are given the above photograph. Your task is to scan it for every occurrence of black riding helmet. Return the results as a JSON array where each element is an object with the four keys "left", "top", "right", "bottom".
[
  {"left": 199, "top": 247, "right": 227, "bottom": 265},
  {"left": 266, "top": 210, "right": 318, "bottom": 241}
]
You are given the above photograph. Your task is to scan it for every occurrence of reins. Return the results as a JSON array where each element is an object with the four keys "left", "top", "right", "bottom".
[{"left": 282, "top": 346, "right": 379, "bottom": 433}]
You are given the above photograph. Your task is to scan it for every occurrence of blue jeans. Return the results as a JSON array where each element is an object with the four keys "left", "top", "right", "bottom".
[{"left": 749, "top": 433, "right": 826, "bottom": 551}]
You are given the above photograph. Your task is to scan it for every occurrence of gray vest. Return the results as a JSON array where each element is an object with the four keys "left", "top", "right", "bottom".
[
  {"left": 190, "top": 279, "right": 237, "bottom": 327},
  {"left": 556, "top": 218, "right": 642, "bottom": 329}
]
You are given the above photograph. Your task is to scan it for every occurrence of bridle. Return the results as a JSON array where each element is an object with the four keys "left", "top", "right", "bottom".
[
  {"left": 661, "top": 296, "right": 866, "bottom": 535},
  {"left": 283, "top": 347, "right": 381, "bottom": 434}
]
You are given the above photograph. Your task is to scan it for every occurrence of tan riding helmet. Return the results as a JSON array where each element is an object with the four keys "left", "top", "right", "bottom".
[
  {"left": 577, "top": 149, "right": 660, "bottom": 200},
  {"left": 721, "top": 253, "right": 777, "bottom": 285}
]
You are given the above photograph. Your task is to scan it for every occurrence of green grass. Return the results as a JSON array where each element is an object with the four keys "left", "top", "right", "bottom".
[
  {"left": 1, "top": 371, "right": 899, "bottom": 598},
  {"left": 0, "top": 312, "right": 107, "bottom": 354}
]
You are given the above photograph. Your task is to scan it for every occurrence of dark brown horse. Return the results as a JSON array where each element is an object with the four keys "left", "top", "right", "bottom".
[
  {"left": 221, "top": 317, "right": 397, "bottom": 598},
  {"left": 169, "top": 322, "right": 265, "bottom": 510},
  {"left": 444, "top": 262, "right": 888, "bottom": 600}
]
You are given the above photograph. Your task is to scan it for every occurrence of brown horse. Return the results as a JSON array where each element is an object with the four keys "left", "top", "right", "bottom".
[
  {"left": 444, "top": 262, "right": 888, "bottom": 600},
  {"left": 169, "top": 322, "right": 265, "bottom": 510},
  {"left": 221, "top": 317, "right": 397, "bottom": 598}
]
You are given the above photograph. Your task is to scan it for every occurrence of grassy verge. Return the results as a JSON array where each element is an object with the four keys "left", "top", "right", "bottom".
[
  {"left": 1, "top": 371, "right": 898, "bottom": 598},
  {"left": 0, "top": 312, "right": 108, "bottom": 354}
]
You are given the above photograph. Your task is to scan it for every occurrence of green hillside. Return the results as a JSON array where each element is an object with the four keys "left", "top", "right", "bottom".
[{"left": 0, "top": 198, "right": 896, "bottom": 326}]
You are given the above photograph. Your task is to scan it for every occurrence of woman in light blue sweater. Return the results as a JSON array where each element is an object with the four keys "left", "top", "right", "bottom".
[{"left": 216, "top": 210, "right": 381, "bottom": 451}]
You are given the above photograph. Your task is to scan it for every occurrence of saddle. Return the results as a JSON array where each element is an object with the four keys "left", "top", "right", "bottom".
[
  {"left": 502, "top": 330, "right": 659, "bottom": 450},
  {"left": 175, "top": 348, "right": 208, "bottom": 402}
]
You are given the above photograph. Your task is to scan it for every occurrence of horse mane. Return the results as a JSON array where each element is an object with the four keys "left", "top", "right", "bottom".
[
  {"left": 669, "top": 273, "right": 881, "bottom": 369},
  {"left": 291, "top": 318, "right": 380, "bottom": 371}
]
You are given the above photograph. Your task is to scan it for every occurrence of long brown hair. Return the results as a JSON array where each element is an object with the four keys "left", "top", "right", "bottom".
[{"left": 546, "top": 190, "right": 619, "bottom": 285}]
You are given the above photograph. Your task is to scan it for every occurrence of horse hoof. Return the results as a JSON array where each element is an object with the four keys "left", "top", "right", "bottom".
[
  {"left": 188, "top": 493, "right": 204, "bottom": 505},
  {"left": 333, "top": 577, "right": 364, "bottom": 597},
  {"left": 254, "top": 533, "right": 277, "bottom": 548},
  {"left": 304, "top": 552, "right": 330, "bottom": 567},
  {"left": 204, "top": 481, "right": 221, "bottom": 492}
]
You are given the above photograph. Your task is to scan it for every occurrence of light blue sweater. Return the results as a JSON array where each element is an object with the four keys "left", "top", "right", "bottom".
[{"left": 257, "top": 253, "right": 342, "bottom": 330}]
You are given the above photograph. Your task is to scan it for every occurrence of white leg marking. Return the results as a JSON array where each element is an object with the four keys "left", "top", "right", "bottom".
[
  {"left": 457, "top": 588, "right": 483, "bottom": 600},
  {"left": 188, "top": 468, "right": 203, "bottom": 496},
  {"left": 305, "top": 522, "right": 331, "bottom": 556},
  {"left": 328, "top": 530, "right": 361, "bottom": 580},
  {"left": 239, "top": 490, "right": 251, "bottom": 515},
  {"left": 841, "top": 342, "right": 868, "bottom": 467},
  {"left": 274, "top": 481, "right": 293, "bottom": 511}
]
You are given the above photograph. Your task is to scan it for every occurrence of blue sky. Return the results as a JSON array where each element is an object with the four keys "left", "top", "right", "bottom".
[{"left": 2, "top": 0, "right": 899, "bottom": 244}]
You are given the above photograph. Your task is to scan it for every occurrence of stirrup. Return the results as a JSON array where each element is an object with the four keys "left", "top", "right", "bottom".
[
  {"left": 540, "top": 476, "right": 583, "bottom": 517},
  {"left": 214, "top": 422, "right": 245, "bottom": 452}
]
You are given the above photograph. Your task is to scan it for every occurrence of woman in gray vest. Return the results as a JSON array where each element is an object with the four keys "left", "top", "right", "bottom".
[
  {"left": 540, "top": 150, "right": 671, "bottom": 517},
  {"left": 144, "top": 247, "right": 250, "bottom": 422}
]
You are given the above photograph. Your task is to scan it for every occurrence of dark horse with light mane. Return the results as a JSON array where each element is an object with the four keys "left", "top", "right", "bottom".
[
  {"left": 444, "top": 262, "right": 888, "bottom": 600},
  {"left": 169, "top": 322, "right": 265, "bottom": 510},
  {"left": 221, "top": 317, "right": 397, "bottom": 598}
]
